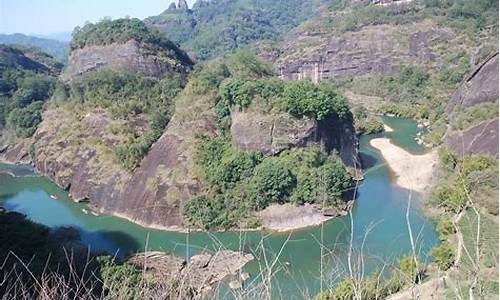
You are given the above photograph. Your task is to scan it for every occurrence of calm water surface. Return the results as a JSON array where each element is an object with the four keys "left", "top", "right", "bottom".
[{"left": 0, "top": 117, "right": 439, "bottom": 298}]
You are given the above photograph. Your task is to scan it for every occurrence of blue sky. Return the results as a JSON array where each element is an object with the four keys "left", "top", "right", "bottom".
[{"left": 0, "top": 0, "right": 196, "bottom": 36}]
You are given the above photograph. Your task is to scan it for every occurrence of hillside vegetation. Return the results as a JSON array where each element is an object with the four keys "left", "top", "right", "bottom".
[
  {"left": 0, "top": 33, "right": 69, "bottom": 63},
  {"left": 146, "top": 0, "right": 319, "bottom": 60},
  {"left": 0, "top": 45, "right": 59, "bottom": 140}
]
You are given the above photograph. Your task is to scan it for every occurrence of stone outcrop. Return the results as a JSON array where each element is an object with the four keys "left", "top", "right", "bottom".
[
  {"left": 230, "top": 109, "right": 360, "bottom": 167},
  {"left": 0, "top": 142, "right": 30, "bottom": 164},
  {"left": 444, "top": 119, "right": 499, "bottom": 159},
  {"left": 445, "top": 53, "right": 499, "bottom": 114},
  {"left": 61, "top": 39, "right": 191, "bottom": 81},
  {"left": 127, "top": 250, "right": 254, "bottom": 292},
  {"left": 444, "top": 53, "right": 499, "bottom": 158}
]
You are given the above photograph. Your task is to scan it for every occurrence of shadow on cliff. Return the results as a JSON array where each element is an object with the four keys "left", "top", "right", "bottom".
[{"left": 359, "top": 151, "right": 377, "bottom": 170}]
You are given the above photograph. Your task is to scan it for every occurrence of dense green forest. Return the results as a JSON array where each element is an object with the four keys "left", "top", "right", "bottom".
[
  {"left": 0, "top": 45, "right": 59, "bottom": 139},
  {"left": 146, "top": 0, "right": 318, "bottom": 60}
]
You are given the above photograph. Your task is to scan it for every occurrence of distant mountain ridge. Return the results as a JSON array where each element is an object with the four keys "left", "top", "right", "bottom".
[{"left": 0, "top": 33, "right": 69, "bottom": 63}]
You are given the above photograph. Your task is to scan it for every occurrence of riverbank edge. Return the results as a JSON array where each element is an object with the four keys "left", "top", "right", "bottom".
[{"left": 0, "top": 160, "right": 351, "bottom": 234}]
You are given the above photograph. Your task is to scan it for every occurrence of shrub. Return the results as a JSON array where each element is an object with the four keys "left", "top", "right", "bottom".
[
  {"left": 436, "top": 217, "right": 456, "bottom": 241},
  {"left": 431, "top": 242, "right": 455, "bottom": 270},
  {"left": 398, "top": 256, "right": 422, "bottom": 283}
]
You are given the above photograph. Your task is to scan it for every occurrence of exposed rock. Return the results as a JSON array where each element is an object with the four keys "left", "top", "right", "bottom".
[
  {"left": 276, "top": 24, "right": 443, "bottom": 82},
  {"left": 168, "top": 2, "right": 177, "bottom": 10},
  {"left": 230, "top": 108, "right": 360, "bottom": 167},
  {"left": 177, "top": 0, "right": 189, "bottom": 11},
  {"left": 444, "top": 119, "right": 499, "bottom": 159},
  {"left": 32, "top": 108, "right": 133, "bottom": 202},
  {"left": 126, "top": 250, "right": 254, "bottom": 292},
  {"left": 0, "top": 141, "right": 30, "bottom": 164},
  {"left": 444, "top": 53, "right": 499, "bottom": 158},
  {"left": 445, "top": 53, "right": 499, "bottom": 114},
  {"left": 61, "top": 39, "right": 191, "bottom": 82},
  {"left": 230, "top": 109, "right": 317, "bottom": 156},
  {"left": 259, "top": 203, "right": 350, "bottom": 232}
]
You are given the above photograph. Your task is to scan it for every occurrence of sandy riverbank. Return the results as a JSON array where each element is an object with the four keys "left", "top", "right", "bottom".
[
  {"left": 384, "top": 124, "right": 394, "bottom": 132},
  {"left": 370, "top": 138, "right": 438, "bottom": 193},
  {"left": 259, "top": 203, "right": 342, "bottom": 232}
]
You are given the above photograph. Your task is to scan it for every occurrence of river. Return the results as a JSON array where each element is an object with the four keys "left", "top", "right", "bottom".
[{"left": 0, "top": 117, "right": 438, "bottom": 299}]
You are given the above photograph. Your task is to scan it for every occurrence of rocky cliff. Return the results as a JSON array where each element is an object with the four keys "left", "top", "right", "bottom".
[
  {"left": 24, "top": 85, "right": 216, "bottom": 230},
  {"left": 62, "top": 39, "right": 191, "bottom": 81},
  {"left": 274, "top": 22, "right": 449, "bottom": 83},
  {"left": 444, "top": 53, "right": 499, "bottom": 158},
  {"left": 230, "top": 109, "right": 359, "bottom": 167}
]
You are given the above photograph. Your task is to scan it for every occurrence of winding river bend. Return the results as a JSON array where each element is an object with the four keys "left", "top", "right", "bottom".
[{"left": 0, "top": 117, "right": 438, "bottom": 298}]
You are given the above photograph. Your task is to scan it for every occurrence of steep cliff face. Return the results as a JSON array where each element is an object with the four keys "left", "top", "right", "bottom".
[
  {"left": 111, "top": 91, "right": 217, "bottom": 230},
  {"left": 445, "top": 53, "right": 499, "bottom": 114},
  {"left": 27, "top": 89, "right": 216, "bottom": 230},
  {"left": 444, "top": 53, "right": 499, "bottom": 158},
  {"left": 230, "top": 109, "right": 359, "bottom": 167},
  {"left": 62, "top": 40, "right": 191, "bottom": 81},
  {"left": 275, "top": 23, "right": 447, "bottom": 82}
]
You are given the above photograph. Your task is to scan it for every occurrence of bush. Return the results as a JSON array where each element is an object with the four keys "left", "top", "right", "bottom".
[
  {"left": 436, "top": 217, "right": 456, "bottom": 241},
  {"left": 398, "top": 256, "right": 422, "bottom": 283},
  {"left": 431, "top": 242, "right": 455, "bottom": 270}
]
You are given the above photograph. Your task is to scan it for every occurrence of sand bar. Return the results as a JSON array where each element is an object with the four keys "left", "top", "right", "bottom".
[{"left": 370, "top": 138, "right": 438, "bottom": 193}]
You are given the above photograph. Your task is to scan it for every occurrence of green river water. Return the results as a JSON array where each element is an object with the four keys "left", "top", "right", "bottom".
[{"left": 0, "top": 117, "right": 438, "bottom": 299}]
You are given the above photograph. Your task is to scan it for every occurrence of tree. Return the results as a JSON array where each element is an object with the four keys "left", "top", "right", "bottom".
[{"left": 251, "top": 158, "right": 296, "bottom": 207}]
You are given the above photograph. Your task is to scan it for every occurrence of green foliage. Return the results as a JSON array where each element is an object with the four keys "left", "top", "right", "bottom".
[
  {"left": 252, "top": 157, "right": 296, "bottom": 206},
  {"left": 280, "top": 148, "right": 353, "bottom": 206},
  {"left": 398, "top": 255, "right": 422, "bottom": 283},
  {"left": 65, "top": 70, "right": 185, "bottom": 171},
  {"left": 436, "top": 217, "right": 456, "bottom": 240},
  {"left": 432, "top": 242, "right": 455, "bottom": 270},
  {"left": 7, "top": 101, "right": 44, "bottom": 138},
  {"left": 225, "top": 50, "right": 274, "bottom": 79},
  {"left": 284, "top": 80, "right": 350, "bottom": 121},
  {"left": 147, "top": 0, "right": 316, "bottom": 60},
  {"left": 432, "top": 153, "right": 498, "bottom": 214},
  {"left": 96, "top": 256, "right": 142, "bottom": 300},
  {"left": 354, "top": 107, "right": 384, "bottom": 135},
  {"left": 0, "top": 47, "right": 57, "bottom": 136},
  {"left": 438, "top": 147, "right": 457, "bottom": 172},
  {"left": 450, "top": 103, "right": 499, "bottom": 130},
  {"left": 219, "top": 76, "right": 350, "bottom": 122},
  {"left": 316, "top": 274, "right": 403, "bottom": 300},
  {"left": 70, "top": 18, "right": 192, "bottom": 66},
  {"left": 12, "top": 74, "right": 55, "bottom": 107},
  {"left": 186, "top": 137, "right": 353, "bottom": 230}
]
